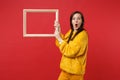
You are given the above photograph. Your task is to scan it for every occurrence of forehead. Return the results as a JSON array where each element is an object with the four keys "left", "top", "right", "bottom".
[{"left": 73, "top": 13, "right": 81, "bottom": 17}]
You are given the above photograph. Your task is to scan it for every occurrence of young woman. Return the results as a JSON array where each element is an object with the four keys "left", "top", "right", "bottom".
[{"left": 54, "top": 11, "right": 88, "bottom": 80}]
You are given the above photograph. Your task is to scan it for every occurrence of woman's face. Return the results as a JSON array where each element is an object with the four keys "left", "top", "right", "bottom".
[{"left": 72, "top": 13, "right": 82, "bottom": 31}]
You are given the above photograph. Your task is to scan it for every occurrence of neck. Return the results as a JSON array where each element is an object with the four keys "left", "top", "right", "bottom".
[{"left": 73, "top": 29, "right": 78, "bottom": 32}]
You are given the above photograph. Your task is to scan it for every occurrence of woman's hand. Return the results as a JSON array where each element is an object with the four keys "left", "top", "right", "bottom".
[
  {"left": 54, "top": 21, "right": 60, "bottom": 33},
  {"left": 54, "top": 21, "right": 63, "bottom": 43}
]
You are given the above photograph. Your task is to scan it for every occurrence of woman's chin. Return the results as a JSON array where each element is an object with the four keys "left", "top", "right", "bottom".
[{"left": 73, "top": 27, "right": 79, "bottom": 30}]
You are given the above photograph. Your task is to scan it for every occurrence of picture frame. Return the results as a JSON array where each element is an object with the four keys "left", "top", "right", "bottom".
[{"left": 23, "top": 9, "right": 59, "bottom": 37}]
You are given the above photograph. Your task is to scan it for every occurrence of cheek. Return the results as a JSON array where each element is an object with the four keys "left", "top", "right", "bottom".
[
  {"left": 79, "top": 19, "right": 82, "bottom": 23},
  {"left": 79, "top": 20, "right": 82, "bottom": 25},
  {"left": 72, "top": 20, "right": 74, "bottom": 24},
  {"left": 72, "top": 21, "right": 74, "bottom": 25}
]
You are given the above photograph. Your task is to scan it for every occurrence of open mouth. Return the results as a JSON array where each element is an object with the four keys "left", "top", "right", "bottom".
[{"left": 75, "top": 24, "right": 78, "bottom": 28}]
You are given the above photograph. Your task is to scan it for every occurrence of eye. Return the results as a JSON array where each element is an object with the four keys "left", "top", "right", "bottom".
[
  {"left": 72, "top": 17, "right": 75, "bottom": 20},
  {"left": 77, "top": 17, "right": 81, "bottom": 20}
]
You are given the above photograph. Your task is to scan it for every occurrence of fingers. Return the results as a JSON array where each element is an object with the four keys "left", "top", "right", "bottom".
[
  {"left": 54, "top": 21, "right": 60, "bottom": 28},
  {"left": 54, "top": 20, "right": 61, "bottom": 33}
]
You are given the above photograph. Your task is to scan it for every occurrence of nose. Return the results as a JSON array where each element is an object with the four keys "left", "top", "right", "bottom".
[
  {"left": 75, "top": 20, "right": 78, "bottom": 23},
  {"left": 75, "top": 18, "right": 79, "bottom": 21}
]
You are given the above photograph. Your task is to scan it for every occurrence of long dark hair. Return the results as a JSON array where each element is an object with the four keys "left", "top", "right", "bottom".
[{"left": 67, "top": 11, "right": 85, "bottom": 43}]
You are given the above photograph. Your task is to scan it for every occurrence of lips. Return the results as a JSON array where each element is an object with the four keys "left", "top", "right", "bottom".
[{"left": 75, "top": 24, "right": 78, "bottom": 28}]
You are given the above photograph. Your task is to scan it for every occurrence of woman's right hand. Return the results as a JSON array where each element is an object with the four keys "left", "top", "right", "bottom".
[
  {"left": 54, "top": 21, "right": 60, "bottom": 33},
  {"left": 54, "top": 21, "right": 63, "bottom": 43}
]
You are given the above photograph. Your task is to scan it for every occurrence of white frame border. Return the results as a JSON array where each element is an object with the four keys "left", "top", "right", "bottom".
[{"left": 23, "top": 9, "right": 59, "bottom": 37}]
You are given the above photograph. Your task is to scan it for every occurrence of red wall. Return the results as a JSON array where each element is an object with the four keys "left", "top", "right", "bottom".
[{"left": 0, "top": 0, "right": 120, "bottom": 80}]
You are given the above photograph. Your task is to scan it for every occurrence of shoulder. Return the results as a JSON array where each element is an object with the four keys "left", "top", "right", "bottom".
[
  {"left": 77, "top": 30, "right": 88, "bottom": 40},
  {"left": 79, "top": 30, "right": 88, "bottom": 36}
]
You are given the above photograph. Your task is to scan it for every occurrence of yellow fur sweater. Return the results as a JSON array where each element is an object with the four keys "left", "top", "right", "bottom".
[{"left": 56, "top": 29, "right": 88, "bottom": 75}]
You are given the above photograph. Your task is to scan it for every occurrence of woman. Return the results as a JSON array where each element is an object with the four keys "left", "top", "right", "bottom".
[{"left": 54, "top": 11, "right": 88, "bottom": 80}]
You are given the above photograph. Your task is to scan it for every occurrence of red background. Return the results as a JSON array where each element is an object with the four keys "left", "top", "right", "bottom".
[{"left": 0, "top": 0, "right": 120, "bottom": 80}]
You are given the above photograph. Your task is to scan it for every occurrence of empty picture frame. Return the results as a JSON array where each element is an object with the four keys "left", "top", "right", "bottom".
[{"left": 23, "top": 9, "right": 59, "bottom": 37}]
